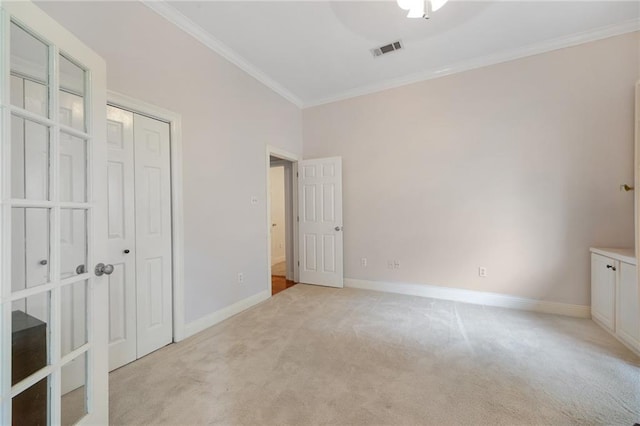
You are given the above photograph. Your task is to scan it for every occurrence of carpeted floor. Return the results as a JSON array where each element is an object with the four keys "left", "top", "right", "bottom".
[{"left": 109, "top": 284, "right": 640, "bottom": 425}]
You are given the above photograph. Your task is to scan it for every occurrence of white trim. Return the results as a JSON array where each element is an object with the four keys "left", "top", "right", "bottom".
[
  {"left": 184, "top": 290, "right": 270, "bottom": 338},
  {"left": 614, "top": 329, "right": 640, "bottom": 358},
  {"left": 593, "top": 316, "right": 640, "bottom": 357},
  {"left": 0, "top": 6, "right": 10, "bottom": 423},
  {"left": 106, "top": 91, "right": 187, "bottom": 342},
  {"left": 635, "top": 81, "right": 640, "bottom": 335},
  {"left": 266, "top": 146, "right": 300, "bottom": 293},
  {"left": 589, "top": 247, "right": 636, "bottom": 266},
  {"left": 134, "top": 3, "right": 640, "bottom": 109},
  {"left": 305, "top": 19, "right": 640, "bottom": 108},
  {"left": 345, "top": 278, "right": 591, "bottom": 318},
  {"left": 141, "top": 1, "right": 303, "bottom": 108}
]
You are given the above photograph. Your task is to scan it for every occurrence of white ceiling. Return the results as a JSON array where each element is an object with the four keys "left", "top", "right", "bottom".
[{"left": 152, "top": 1, "right": 640, "bottom": 107}]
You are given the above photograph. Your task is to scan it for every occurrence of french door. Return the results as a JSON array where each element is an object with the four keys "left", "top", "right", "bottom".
[{"left": 0, "top": 2, "right": 108, "bottom": 424}]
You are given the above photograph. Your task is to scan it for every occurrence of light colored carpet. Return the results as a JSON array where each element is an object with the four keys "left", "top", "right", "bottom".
[{"left": 109, "top": 284, "right": 640, "bottom": 425}]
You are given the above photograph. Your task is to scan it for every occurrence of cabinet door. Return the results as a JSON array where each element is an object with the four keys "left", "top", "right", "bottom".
[
  {"left": 591, "top": 254, "right": 616, "bottom": 331},
  {"left": 617, "top": 262, "right": 640, "bottom": 347}
]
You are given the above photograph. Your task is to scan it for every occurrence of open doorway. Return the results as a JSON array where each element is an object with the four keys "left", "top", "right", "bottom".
[{"left": 267, "top": 148, "right": 299, "bottom": 295}]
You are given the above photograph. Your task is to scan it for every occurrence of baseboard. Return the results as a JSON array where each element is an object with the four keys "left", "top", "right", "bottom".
[
  {"left": 183, "top": 290, "right": 271, "bottom": 339},
  {"left": 344, "top": 278, "right": 591, "bottom": 318},
  {"left": 593, "top": 316, "right": 640, "bottom": 357}
]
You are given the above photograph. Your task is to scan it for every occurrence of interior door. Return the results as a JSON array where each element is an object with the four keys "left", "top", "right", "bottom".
[
  {"left": 106, "top": 106, "right": 137, "bottom": 371},
  {"left": 1, "top": 2, "right": 108, "bottom": 425},
  {"left": 298, "top": 157, "right": 344, "bottom": 288},
  {"left": 133, "top": 114, "right": 173, "bottom": 358}
]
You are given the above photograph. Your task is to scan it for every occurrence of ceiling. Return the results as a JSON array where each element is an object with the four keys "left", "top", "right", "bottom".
[{"left": 150, "top": 1, "right": 640, "bottom": 107}]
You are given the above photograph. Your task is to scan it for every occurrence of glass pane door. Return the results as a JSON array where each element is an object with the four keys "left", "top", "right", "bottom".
[{"left": 1, "top": 3, "right": 108, "bottom": 425}]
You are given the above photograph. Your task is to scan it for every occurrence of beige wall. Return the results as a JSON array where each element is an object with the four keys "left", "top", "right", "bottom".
[
  {"left": 37, "top": 1, "right": 303, "bottom": 324},
  {"left": 303, "top": 32, "right": 640, "bottom": 306},
  {"left": 31, "top": 2, "right": 640, "bottom": 313}
]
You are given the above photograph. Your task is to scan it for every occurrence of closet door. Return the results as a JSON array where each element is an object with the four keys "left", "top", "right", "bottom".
[
  {"left": 105, "top": 107, "right": 172, "bottom": 370},
  {"left": 134, "top": 114, "right": 173, "bottom": 358},
  {"left": 106, "top": 106, "right": 137, "bottom": 371}
]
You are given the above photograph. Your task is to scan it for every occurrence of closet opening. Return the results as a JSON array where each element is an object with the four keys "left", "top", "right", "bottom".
[{"left": 106, "top": 92, "right": 185, "bottom": 371}]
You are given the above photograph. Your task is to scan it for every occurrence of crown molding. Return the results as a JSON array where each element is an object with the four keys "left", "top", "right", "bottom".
[
  {"left": 140, "top": 2, "right": 638, "bottom": 110},
  {"left": 304, "top": 18, "right": 640, "bottom": 108},
  {"left": 142, "top": 0, "right": 304, "bottom": 108}
]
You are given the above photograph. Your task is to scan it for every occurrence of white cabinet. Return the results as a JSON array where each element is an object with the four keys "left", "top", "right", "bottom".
[
  {"left": 591, "top": 253, "right": 617, "bottom": 331},
  {"left": 590, "top": 248, "right": 640, "bottom": 355},
  {"left": 617, "top": 262, "right": 640, "bottom": 348}
]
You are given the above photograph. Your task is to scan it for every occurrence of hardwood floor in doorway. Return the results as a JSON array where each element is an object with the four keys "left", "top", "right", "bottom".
[{"left": 271, "top": 261, "right": 295, "bottom": 295}]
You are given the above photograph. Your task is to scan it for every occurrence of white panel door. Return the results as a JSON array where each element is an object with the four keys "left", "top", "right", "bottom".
[
  {"left": 298, "top": 157, "right": 343, "bottom": 288},
  {"left": 617, "top": 262, "right": 640, "bottom": 348},
  {"left": 591, "top": 254, "right": 616, "bottom": 331},
  {"left": 134, "top": 114, "right": 173, "bottom": 358},
  {"left": 1, "top": 2, "right": 108, "bottom": 424},
  {"left": 106, "top": 106, "right": 137, "bottom": 371}
]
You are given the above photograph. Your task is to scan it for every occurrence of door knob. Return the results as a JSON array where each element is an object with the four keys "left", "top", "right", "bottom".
[
  {"left": 39, "top": 259, "right": 48, "bottom": 266},
  {"left": 95, "top": 263, "right": 115, "bottom": 276},
  {"left": 334, "top": 226, "right": 343, "bottom": 231},
  {"left": 76, "top": 264, "right": 86, "bottom": 274},
  {"left": 124, "top": 249, "right": 130, "bottom": 254}
]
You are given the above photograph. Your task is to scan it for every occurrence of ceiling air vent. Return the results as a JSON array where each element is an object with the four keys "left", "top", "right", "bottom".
[{"left": 371, "top": 40, "right": 403, "bottom": 58}]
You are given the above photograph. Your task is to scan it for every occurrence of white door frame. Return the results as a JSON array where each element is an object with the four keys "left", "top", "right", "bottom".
[
  {"left": 266, "top": 146, "right": 299, "bottom": 292},
  {"left": 107, "top": 91, "right": 186, "bottom": 342},
  {"left": 635, "top": 81, "right": 639, "bottom": 317}
]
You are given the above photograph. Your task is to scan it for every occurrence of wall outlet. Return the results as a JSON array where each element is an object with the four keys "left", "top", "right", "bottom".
[
  {"left": 478, "top": 267, "right": 487, "bottom": 278},
  {"left": 387, "top": 261, "right": 394, "bottom": 269},
  {"left": 393, "top": 260, "right": 400, "bottom": 269},
  {"left": 361, "top": 258, "right": 367, "bottom": 267},
  {"left": 237, "top": 272, "right": 244, "bottom": 283},
  {"left": 250, "top": 196, "right": 258, "bottom": 205}
]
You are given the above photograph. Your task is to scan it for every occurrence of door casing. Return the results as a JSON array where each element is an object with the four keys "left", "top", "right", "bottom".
[{"left": 107, "top": 91, "right": 186, "bottom": 342}]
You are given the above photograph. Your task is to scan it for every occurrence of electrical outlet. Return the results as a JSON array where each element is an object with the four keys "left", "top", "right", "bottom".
[
  {"left": 478, "top": 267, "right": 487, "bottom": 278},
  {"left": 237, "top": 272, "right": 244, "bottom": 283},
  {"left": 361, "top": 258, "right": 367, "bottom": 267},
  {"left": 250, "top": 196, "right": 258, "bottom": 205},
  {"left": 387, "top": 261, "right": 394, "bottom": 269},
  {"left": 393, "top": 260, "right": 400, "bottom": 269}
]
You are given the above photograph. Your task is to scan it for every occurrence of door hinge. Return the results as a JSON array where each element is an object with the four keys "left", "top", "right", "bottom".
[
  {"left": 297, "top": 216, "right": 299, "bottom": 222},
  {"left": 296, "top": 172, "right": 299, "bottom": 177},
  {"left": 298, "top": 261, "right": 300, "bottom": 266}
]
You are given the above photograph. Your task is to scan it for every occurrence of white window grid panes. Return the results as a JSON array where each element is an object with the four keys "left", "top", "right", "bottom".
[{"left": 0, "top": 13, "right": 95, "bottom": 425}]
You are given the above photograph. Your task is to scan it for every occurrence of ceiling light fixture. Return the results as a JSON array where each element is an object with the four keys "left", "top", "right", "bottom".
[{"left": 397, "top": 0, "right": 450, "bottom": 19}]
